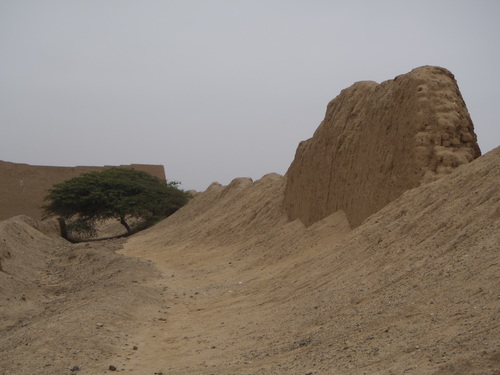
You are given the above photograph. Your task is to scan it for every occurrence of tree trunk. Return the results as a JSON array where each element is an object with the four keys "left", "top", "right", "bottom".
[
  {"left": 56, "top": 217, "right": 78, "bottom": 243},
  {"left": 57, "top": 217, "right": 69, "bottom": 239},
  {"left": 120, "top": 215, "right": 132, "bottom": 234}
]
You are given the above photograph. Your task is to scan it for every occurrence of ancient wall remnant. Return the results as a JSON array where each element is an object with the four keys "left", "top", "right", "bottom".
[{"left": 284, "top": 66, "right": 481, "bottom": 228}]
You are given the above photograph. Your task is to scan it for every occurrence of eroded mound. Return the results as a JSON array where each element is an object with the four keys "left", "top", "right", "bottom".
[
  {"left": 120, "top": 147, "right": 499, "bottom": 375},
  {"left": 284, "top": 66, "right": 481, "bottom": 228},
  {"left": 0, "top": 216, "right": 165, "bottom": 374}
]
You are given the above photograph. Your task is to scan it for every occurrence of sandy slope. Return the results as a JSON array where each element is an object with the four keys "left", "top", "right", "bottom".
[
  {"left": 116, "top": 147, "right": 499, "bottom": 375},
  {"left": 0, "top": 217, "right": 165, "bottom": 375}
]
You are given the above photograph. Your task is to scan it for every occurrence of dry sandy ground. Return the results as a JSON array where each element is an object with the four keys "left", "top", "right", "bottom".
[{"left": 1, "top": 147, "right": 499, "bottom": 375}]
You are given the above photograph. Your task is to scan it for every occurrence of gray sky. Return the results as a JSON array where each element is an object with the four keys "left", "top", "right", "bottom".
[{"left": 1, "top": 1, "right": 499, "bottom": 191}]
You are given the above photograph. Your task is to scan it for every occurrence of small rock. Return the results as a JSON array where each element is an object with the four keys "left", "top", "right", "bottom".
[
  {"left": 133, "top": 345, "right": 138, "bottom": 350},
  {"left": 297, "top": 338, "right": 311, "bottom": 347},
  {"left": 109, "top": 364, "right": 117, "bottom": 371},
  {"left": 70, "top": 365, "right": 80, "bottom": 371}
]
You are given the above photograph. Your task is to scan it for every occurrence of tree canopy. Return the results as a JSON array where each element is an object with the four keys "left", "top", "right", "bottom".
[{"left": 43, "top": 167, "right": 191, "bottom": 239}]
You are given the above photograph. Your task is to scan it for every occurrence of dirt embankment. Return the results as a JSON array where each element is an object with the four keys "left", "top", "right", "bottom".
[
  {"left": 118, "top": 146, "right": 499, "bottom": 375},
  {"left": 0, "top": 216, "right": 165, "bottom": 375}
]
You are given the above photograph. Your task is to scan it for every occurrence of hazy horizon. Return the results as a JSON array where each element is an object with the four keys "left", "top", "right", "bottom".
[{"left": 1, "top": 1, "right": 499, "bottom": 191}]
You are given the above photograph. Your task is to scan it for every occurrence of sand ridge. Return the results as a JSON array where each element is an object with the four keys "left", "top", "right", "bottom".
[{"left": 116, "top": 147, "right": 499, "bottom": 374}]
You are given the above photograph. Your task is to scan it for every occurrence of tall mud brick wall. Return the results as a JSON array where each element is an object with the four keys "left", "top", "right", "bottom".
[
  {"left": 284, "top": 66, "right": 481, "bottom": 228},
  {"left": 0, "top": 162, "right": 166, "bottom": 221}
]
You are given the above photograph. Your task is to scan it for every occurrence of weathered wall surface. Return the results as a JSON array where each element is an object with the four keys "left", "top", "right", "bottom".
[
  {"left": 0, "top": 162, "right": 166, "bottom": 221},
  {"left": 284, "top": 66, "right": 481, "bottom": 228}
]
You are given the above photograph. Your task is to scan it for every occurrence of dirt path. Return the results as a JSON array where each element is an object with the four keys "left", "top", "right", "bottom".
[
  {"left": 117, "top": 226, "right": 352, "bottom": 375},
  {"left": 117, "top": 242, "right": 293, "bottom": 374}
]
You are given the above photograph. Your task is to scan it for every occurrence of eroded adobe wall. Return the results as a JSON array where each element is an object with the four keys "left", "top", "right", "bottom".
[{"left": 284, "top": 66, "right": 481, "bottom": 228}]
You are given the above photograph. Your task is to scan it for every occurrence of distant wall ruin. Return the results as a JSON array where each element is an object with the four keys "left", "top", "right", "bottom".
[
  {"left": 284, "top": 66, "right": 481, "bottom": 228},
  {"left": 0, "top": 161, "right": 166, "bottom": 221}
]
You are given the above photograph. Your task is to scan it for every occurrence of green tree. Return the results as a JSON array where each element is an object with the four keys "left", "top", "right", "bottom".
[{"left": 42, "top": 167, "right": 190, "bottom": 240}]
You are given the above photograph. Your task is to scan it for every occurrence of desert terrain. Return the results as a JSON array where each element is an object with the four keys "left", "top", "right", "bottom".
[{"left": 0, "top": 66, "right": 498, "bottom": 374}]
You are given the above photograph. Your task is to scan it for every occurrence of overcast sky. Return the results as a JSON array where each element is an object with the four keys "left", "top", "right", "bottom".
[{"left": 1, "top": 1, "right": 499, "bottom": 191}]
